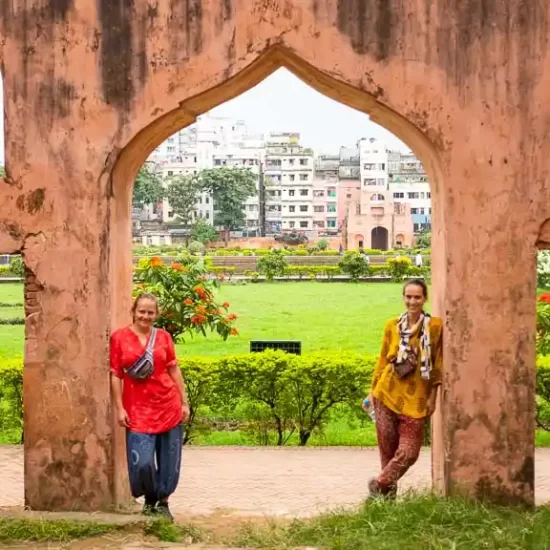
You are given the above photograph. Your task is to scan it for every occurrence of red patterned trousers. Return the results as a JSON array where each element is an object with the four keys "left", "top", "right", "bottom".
[{"left": 373, "top": 398, "right": 425, "bottom": 493}]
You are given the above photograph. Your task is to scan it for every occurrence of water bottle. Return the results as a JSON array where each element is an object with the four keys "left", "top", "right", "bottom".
[{"left": 362, "top": 397, "right": 376, "bottom": 421}]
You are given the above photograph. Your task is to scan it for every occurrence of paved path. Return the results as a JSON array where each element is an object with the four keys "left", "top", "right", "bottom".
[{"left": 1, "top": 446, "right": 549, "bottom": 517}]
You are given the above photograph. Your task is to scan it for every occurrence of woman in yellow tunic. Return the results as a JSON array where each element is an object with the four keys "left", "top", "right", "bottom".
[{"left": 367, "top": 279, "right": 443, "bottom": 497}]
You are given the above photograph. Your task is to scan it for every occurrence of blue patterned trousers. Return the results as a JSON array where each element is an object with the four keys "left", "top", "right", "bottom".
[{"left": 126, "top": 424, "right": 183, "bottom": 502}]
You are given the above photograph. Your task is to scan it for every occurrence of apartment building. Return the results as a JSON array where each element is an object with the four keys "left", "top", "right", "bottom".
[
  {"left": 388, "top": 150, "right": 431, "bottom": 233},
  {"left": 266, "top": 133, "right": 314, "bottom": 234},
  {"left": 313, "top": 154, "right": 340, "bottom": 235},
  {"left": 359, "top": 137, "right": 389, "bottom": 190}
]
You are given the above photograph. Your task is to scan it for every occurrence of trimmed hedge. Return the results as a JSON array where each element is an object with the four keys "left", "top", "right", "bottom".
[{"left": 1, "top": 353, "right": 549, "bottom": 446}]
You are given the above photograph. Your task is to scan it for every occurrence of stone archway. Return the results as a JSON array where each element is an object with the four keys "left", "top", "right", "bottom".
[
  {"left": 371, "top": 226, "right": 389, "bottom": 250},
  {"left": 0, "top": 0, "right": 547, "bottom": 511}
]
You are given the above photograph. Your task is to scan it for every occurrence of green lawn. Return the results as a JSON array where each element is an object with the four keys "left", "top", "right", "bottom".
[{"left": 0, "top": 282, "right": 409, "bottom": 359}]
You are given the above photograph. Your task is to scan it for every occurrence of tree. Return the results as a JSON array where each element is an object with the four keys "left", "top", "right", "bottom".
[
  {"left": 191, "top": 218, "right": 218, "bottom": 245},
  {"left": 257, "top": 249, "right": 288, "bottom": 282},
  {"left": 0, "top": 166, "right": 5, "bottom": 179},
  {"left": 196, "top": 167, "right": 257, "bottom": 246},
  {"left": 166, "top": 174, "right": 201, "bottom": 245},
  {"left": 538, "top": 251, "right": 550, "bottom": 289},
  {"left": 133, "top": 165, "right": 165, "bottom": 208},
  {"left": 416, "top": 231, "right": 431, "bottom": 249}
]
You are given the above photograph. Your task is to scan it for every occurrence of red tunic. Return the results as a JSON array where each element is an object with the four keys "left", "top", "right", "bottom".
[{"left": 110, "top": 327, "right": 182, "bottom": 434}]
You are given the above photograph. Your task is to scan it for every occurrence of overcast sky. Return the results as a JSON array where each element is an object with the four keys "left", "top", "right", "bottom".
[{"left": 0, "top": 68, "right": 408, "bottom": 165}]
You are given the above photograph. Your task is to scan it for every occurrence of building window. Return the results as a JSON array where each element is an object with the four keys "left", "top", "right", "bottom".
[
  {"left": 289, "top": 190, "right": 295, "bottom": 197},
  {"left": 411, "top": 208, "right": 418, "bottom": 214},
  {"left": 289, "top": 159, "right": 295, "bottom": 165},
  {"left": 300, "top": 159, "right": 308, "bottom": 166},
  {"left": 300, "top": 189, "right": 309, "bottom": 196},
  {"left": 300, "top": 221, "right": 308, "bottom": 228},
  {"left": 427, "top": 192, "right": 431, "bottom": 198},
  {"left": 289, "top": 205, "right": 296, "bottom": 213},
  {"left": 300, "top": 174, "right": 308, "bottom": 181},
  {"left": 167, "top": 171, "right": 174, "bottom": 176},
  {"left": 289, "top": 221, "right": 296, "bottom": 228},
  {"left": 214, "top": 159, "right": 222, "bottom": 166},
  {"left": 346, "top": 193, "right": 352, "bottom": 198},
  {"left": 300, "top": 205, "right": 308, "bottom": 212},
  {"left": 364, "top": 178, "right": 377, "bottom": 186},
  {"left": 393, "top": 192, "right": 404, "bottom": 199},
  {"left": 289, "top": 174, "right": 295, "bottom": 181},
  {"left": 408, "top": 192, "right": 420, "bottom": 199},
  {"left": 314, "top": 190, "right": 325, "bottom": 197},
  {"left": 371, "top": 193, "right": 384, "bottom": 201},
  {"left": 313, "top": 220, "right": 325, "bottom": 228},
  {"left": 327, "top": 204, "right": 336, "bottom": 213},
  {"left": 167, "top": 147, "right": 176, "bottom": 152},
  {"left": 205, "top": 211, "right": 210, "bottom": 219},
  {"left": 314, "top": 206, "right": 324, "bottom": 213},
  {"left": 327, "top": 220, "right": 336, "bottom": 228},
  {"left": 168, "top": 211, "right": 174, "bottom": 218},
  {"left": 328, "top": 189, "right": 336, "bottom": 198}
]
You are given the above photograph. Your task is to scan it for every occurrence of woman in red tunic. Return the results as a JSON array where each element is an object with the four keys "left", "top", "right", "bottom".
[{"left": 110, "top": 293, "right": 190, "bottom": 521}]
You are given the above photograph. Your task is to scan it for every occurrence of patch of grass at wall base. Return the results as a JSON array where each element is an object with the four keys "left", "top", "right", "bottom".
[
  {"left": 228, "top": 494, "right": 550, "bottom": 550},
  {"left": 0, "top": 518, "right": 123, "bottom": 543}
]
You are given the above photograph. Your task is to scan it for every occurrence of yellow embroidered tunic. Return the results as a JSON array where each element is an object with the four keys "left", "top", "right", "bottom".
[{"left": 371, "top": 316, "right": 443, "bottom": 419}]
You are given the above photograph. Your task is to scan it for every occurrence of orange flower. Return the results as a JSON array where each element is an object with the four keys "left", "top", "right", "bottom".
[
  {"left": 230, "top": 327, "right": 239, "bottom": 336},
  {"left": 193, "top": 286, "right": 207, "bottom": 300},
  {"left": 191, "top": 314, "right": 206, "bottom": 325},
  {"left": 222, "top": 301, "right": 230, "bottom": 309},
  {"left": 183, "top": 298, "right": 193, "bottom": 306},
  {"left": 150, "top": 257, "right": 163, "bottom": 267},
  {"left": 228, "top": 313, "right": 238, "bottom": 321},
  {"left": 540, "top": 293, "right": 550, "bottom": 304},
  {"left": 171, "top": 262, "right": 183, "bottom": 271},
  {"left": 195, "top": 305, "right": 207, "bottom": 315}
]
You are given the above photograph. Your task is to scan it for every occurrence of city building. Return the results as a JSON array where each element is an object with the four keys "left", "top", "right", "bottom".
[
  {"left": 388, "top": 150, "right": 431, "bottom": 233},
  {"left": 313, "top": 154, "right": 340, "bottom": 235},
  {"left": 359, "top": 137, "right": 389, "bottom": 190},
  {"left": 346, "top": 189, "right": 413, "bottom": 250},
  {"left": 265, "top": 133, "right": 314, "bottom": 234}
]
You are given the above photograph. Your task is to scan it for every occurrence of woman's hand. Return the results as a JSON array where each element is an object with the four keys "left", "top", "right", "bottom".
[
  {"left": 361, "top": 393, "right": 374, "bottom": 413},
  {"left": 181, "top": 404, "right": 191, "bottom": 424},
  {"left": 426, "top": 393, "right": 438, "bottom": 416},
  {"left": 117, "top": 408, "right": 130, "bottom": 428}
]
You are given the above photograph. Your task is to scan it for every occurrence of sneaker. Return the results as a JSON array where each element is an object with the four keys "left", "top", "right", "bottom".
[
  {"left": 142, "top": 502, "right": 158, "bottom": 516},
  {"left": 156, "top": 501, "right": 174, "bottom": 522}
]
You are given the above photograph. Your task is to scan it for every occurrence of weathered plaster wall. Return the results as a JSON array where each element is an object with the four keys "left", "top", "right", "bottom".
[{"left": 0, "top": 0, "right": 548, "bottom": 509}]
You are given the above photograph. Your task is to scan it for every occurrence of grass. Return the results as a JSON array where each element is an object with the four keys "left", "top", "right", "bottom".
[
  {"left": 229, "top": 495, "right": 550, "bottom": 549},
  {"left": 0, "top": 518, "right": 122, "bottom": 543},
  {"left": 0, "top": 281, "right": 407, "bottom": 358},
  {"left": 0, "top": 497, "right": 548, "bottom": 548}
]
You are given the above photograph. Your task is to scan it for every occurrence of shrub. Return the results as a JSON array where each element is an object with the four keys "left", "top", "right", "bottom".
[
  {"left": 243, "top": 270, "right": 260, "bottom": 281},
  {"left": 2, "top": 354, "right": 550, "bottom": 445},
  {"left": 338, "top": 252, "right": 371, "bottom": 280},
  {"left": 537, "top": 356, "right": 550, "bottom": 430},
  {"left": 539, "top": 251, "right": 550, "bottom": 288},
  {"left": 10, "top": 257, "right": 24, "bottom": 278},
  {"left": 187, "top": 241, "right": 205, "bottom": 255},
  {"left": 316, "top": 239, "right": 329, "bottom": 251},
  {"left": 537, "top": 295, "right": 550, "bottom": 356},
  {"left": 133, "top": 257, "right": 237, "bottom": 342},
  {"left": 256, "top": 250, "right": 288, "bottom": 281},
  {"left": 387, "top": 256, "right": 413, "bottom": 282}
]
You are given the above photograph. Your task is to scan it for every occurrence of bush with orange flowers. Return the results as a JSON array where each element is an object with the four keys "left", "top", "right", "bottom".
[{"left": 133, "top": 255, "right": 237, "bottom": 342}]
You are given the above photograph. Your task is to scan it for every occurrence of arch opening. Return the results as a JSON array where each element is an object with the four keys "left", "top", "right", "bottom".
[{"left": 108, "top": 46, "right": 447, "bottom": 508}]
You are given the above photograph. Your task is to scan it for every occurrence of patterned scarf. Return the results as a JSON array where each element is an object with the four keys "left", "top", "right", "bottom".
[{"left": 396, "top": 312, "right": 432, "bottom": 380}]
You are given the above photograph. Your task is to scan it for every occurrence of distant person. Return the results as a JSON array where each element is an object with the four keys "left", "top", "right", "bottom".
[
  {"left": 338, "top": 244, "right": 344, "bottom": 255},
  {"left": 110, "top": 293, "right": 190, "bottom": 521},
  {"left": 365, "top": 279, "right": 443, "bottom": 499},
  {"left": 415, "top": 253, "right": 423, "bottom": 268}
]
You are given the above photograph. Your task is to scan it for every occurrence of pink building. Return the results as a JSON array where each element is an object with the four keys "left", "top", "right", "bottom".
[
  {"left": 337, "top": 179, "right": 361, "bottom": 231},
  {"left": 345, "top": 189, "right": 413, "bottom": 250}
]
